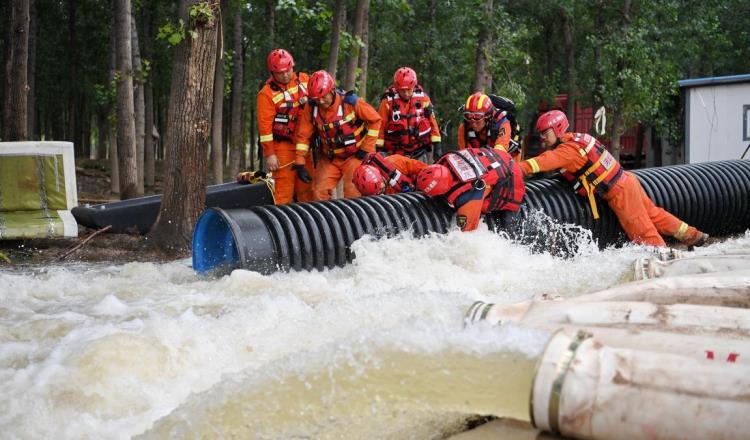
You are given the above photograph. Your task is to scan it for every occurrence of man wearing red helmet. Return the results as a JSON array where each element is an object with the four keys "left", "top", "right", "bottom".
[
  {"left": 241, "top": 48, "right": 314, "bottom": 204},
  {"left": 521, "top": 110, "right": 708, "bottom": 247},
  {"left": 352, "top": 153, "right": 428, "bottom": 196},
  {"left": 415, "top": 148, "right": 525, "bottom": 231},
  {"left": 294, "top": 70, "right": 381, "bottom": 200},
  {"left": 458, "top": 92, "right": 520, "bottom": 162},
  {"left": 376, "top": 67, "right": 441, "bottom": 163}
]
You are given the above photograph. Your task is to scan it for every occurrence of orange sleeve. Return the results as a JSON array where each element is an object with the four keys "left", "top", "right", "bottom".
[
  {"left": 425, "top": 98, "right": 441, "bottom": 143},
  {"left": 294, "top": 104, "right": 315, "bottom": 165},
  {"left": 376, "top": 99, "right": 389, "bottom": 148},
  {"left": 355, "top": 98, "right": 382, "bottom": 153},
  {"left": 388, "top": 154, "right": 428, "bottom": 178},
  {"left": 455, "top": 198, "right": 483, "bottom": 231},
  {"left": 256, "top": 86, "right": 277, "bottom": 157},
  {"left": 457, "top": 122, "right": 466, "bottom": 149},
  {"left": 520, "top": 143, "right": 585, "bottom": 176},
  {"left": 493, "top": 119, "right": 512, "bottom": 153}
]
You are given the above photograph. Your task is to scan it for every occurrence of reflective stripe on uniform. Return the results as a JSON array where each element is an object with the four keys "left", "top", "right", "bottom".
[
  {"left": 367, "top": 129, "right": 379, "bottom": 137},
  {"left": 296, "top": 143, "right": 309, "bottom": 152},
  {"left": 431, "top": 135, "right": 441, "bottom": 142},
  {"left": 376, "top": 139, "right": 385, "bottom": 146},
  {"left": 674, "top": 222, "right": 689, "bottom": 239},
  {"left": 527, "top": 158, "right": 541, "bottom": 174},
  {"left": 260, "top": 134, "right": 274, "bottom": 143}
]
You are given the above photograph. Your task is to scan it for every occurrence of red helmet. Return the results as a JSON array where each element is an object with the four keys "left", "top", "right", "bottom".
[
  {"left": 393, "top": 67, "right": 418, "bottom": 90},
  {"left": 267, "top": 49, "right": 294, "bottom": 73},
  {"left": 308, "top": 70, "right": 336, "bottom": 100},
  {"left": 536, "top": 110, "right": 569, "bottom": 137},
  {"left": 463, "top": 92, "right": 493, "bottom": 120},
  {"left": 353, "top": 164, "right": 385, "bottom": 196},
  {"left": 416, "top": 164, "right": 454, "bottom": 196}
]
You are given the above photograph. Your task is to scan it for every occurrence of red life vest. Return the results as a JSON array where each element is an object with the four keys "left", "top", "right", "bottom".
[
  {"left": 463, "top": 110, "right": 516, "bottom": 152},
  {"left": 363, "top": 153, "right": 415, "bottom": 193},
  {"left": 437, "top": 148, "right": 525, "bottom": 213},
  {"left": 267, "top": 74, "right": 308, "bottom": 141},
  {"left": 559, "top": 132, "right": 625, "bottom": 196},
  {"left": 312, "top": 91, "right": 365, "bottom": 160},
  {"left": 381, "top": 86, "right": 434, "bottom": 155}
]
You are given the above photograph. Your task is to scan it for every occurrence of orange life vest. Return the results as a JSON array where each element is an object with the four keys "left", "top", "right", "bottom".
[
  {"left": 381, "top": 86, "right": 434, "bottom": 155},
  {"left": 267, "top": 75, "right": 308, "bottom": 141},
  {"left": 463, "top": 110, "right": 518, "bottom": 153},
  {"left": 437, "top": 148, "right": 525, "bottom": 212},
  {"left": 363, "top": 153, "right": 415, "bottom": 193},
  {"left": 312, "top": 91, "right": 365, "bottom": 160},
  {"left": 559, "top": 132, "right": 625, "bottom": 219}
]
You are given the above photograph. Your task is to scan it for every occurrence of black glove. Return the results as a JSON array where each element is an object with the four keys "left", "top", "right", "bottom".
[
  {"left": 293, "top": 164, "right": 312, "bottom": 183},
  {"left": 254, "top": 170, "right": 268, "bottom": 180},
  {"left": 432, "top": 142, "right": 442, "bottom": 157},
  {"left": 354, "top": 149, "right": 368, "bottom": 160}
]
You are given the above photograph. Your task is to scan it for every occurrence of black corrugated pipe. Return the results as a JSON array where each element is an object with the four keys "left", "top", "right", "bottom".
[{"left": 193, "top": 160, "right": 750, "bottom": 275}]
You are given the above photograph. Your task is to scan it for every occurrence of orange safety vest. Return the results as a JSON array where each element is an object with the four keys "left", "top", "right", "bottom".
[
  {"left": 363, "top": 153, "right": 415, "bottom": 193},
  {"left": 381, "top": 86, "right": 434, "bottom": 154},
  {"left": 312, "top": 91, "right": 365, "bottom": 160},
  {"left": 463, "top": 110, "right": 516, "bottom": 153},
  {"left": 267, "top": 75, "right": 308, "bottom": 141},
  {"left": 438, "top": 148, "right": 525, "bottom": 213},
  {"left": 559, "top": 132, "right": 625, "bottom": 219}
]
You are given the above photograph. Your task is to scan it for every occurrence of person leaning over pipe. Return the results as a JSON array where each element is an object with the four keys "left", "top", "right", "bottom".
[
  {"left": 293, "top": 70, "right": 382, "bottom": 200},
  {"left": 352, "top": 152, "right": 428, "bottom": 196},
  {"left": 414, "top": 147, "right": 526, "bottom": 232},
  {"left": 236, "top": 49, "right": 314, "bottom": 204},
  {"left": 521, "top": 110, "right": 708, "bottom": 248}
]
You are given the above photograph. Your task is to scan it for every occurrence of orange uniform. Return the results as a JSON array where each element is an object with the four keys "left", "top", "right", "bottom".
[
  {"left": 295, "top": 92, "right": 381, "bottom": 200},
  {"left": 379, "top": 154, "right": 428, "bottom": 194},
  {"left": 376, "top": 88, "right": 441, "bottom": 159},
  {"left": 520, "top": 133, "right": 704, "bottom": 247},
  {"left": 256, "top": 72, "right": 314, "bottom": 204},
  {"left": 458, "top": 119, "right": 520, "bottom": 162}
]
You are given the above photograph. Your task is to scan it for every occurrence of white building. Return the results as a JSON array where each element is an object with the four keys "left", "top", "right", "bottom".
[{"left": 679, "top": 74, "right": 750, "bottom": 163}]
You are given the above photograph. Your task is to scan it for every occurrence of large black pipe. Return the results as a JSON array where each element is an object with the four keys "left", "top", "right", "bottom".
[{"left": 193, "top": 160, "right": 750, "bottom": 275}]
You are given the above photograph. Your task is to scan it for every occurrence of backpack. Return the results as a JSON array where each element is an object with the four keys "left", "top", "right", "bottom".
[{"left": 488, "top": 94, "right": 523, "bottom": 153}]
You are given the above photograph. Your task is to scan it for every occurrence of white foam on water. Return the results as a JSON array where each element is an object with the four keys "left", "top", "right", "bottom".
[{"left": 0, "top": 229, "right": 744, "bottom": 438}]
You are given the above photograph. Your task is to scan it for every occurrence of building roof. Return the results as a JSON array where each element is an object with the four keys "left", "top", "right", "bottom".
[{"left": 678, "top": 74, "right": 750, "bottom": 88}]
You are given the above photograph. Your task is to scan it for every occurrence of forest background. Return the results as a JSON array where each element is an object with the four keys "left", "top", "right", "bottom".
[{"left": 1, "top": 0, "right": 749, "bottom": 252}]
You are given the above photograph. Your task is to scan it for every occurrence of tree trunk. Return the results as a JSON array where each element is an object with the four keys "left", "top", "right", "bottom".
[
  {"left": 68, "top": 0, "right": 83, "bottom": 155},
  {"left": 96, "top": 110, "right": 108, "bottom": 160},
  {"left": 563, "top": 14, "right": 576, "bottom": 123},
  {"left": 343, "top": 0, "right": 368, "bottom": 91},
  {"left": 592, "top": 0, "right": 605, "bottom": 109},
  {"left": 131, "top": 9, "right": 145, "bottom": 194},
  {"left": 148, "top": 0, "right": 219, "bottom": 254},
  {"left": 327, "top": 0, "right": 344, "bottom": 77},
  {"left": 356, "top": 0, "right": 370, "bottom": 98},
  {"left": 2, "top": 0, "right": 30, "bottom": 140},
  {"left": 27, "top": 0, "right": 37, "bottom": 139},
  {"left": 228, "top": 9, "right": 244, "bottom": 177},
  {"left": 472, "top": 0, "right": 493, "bottom": 93},
  {"left": 610, "top": 109, "right": 623, "bottom": 160},
  {"left": 109, "top": 9, "right": 119, "bottom": 193},
  {"left": 266, "top": 0, "right": 275, "bottom": 48},
  {"left": 248, "top": 104, "right": 256, "bottom": 169},
  {"left": 114, "top": 0, "right": 138, "bottom": 199},
  {"left": 210, "top": 0, "right": 226, "bottom": 183},
  {"left": 142, "top": 2, "right": 155, "bottom": 188},
  {"left": 634, "top": 124, "right": 644, "bottom": 168}
]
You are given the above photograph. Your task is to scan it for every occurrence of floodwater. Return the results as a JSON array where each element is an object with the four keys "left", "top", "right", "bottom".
[{"left": 2, "top": 227, "right": 748, "bottom": 439}]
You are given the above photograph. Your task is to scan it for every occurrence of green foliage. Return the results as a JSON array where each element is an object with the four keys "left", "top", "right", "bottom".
[{"left": 157, "top": 20, "right": 187, "bottom": 46}]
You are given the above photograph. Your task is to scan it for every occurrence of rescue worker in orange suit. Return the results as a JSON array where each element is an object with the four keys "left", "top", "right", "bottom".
[
  {"left": 294, "top": 70, "right": 382, "bottom": 200},
  {"left": 352, "top": 152, "right": 428, "bottom": 196},
  {"left": 521, "top": 110, "right": 708, "bottom": 247},
  {"left": 376, "top": 67, "right": 441, "bottom": 163},
  {"left": 415, "top": 148, "right": 526, "bottom": 232},
  {"left": 238, "top": 49, "right": 314, "bottom": 204},
  {"left": 458, "top": 92, "right": 521, "bottom": 162}
]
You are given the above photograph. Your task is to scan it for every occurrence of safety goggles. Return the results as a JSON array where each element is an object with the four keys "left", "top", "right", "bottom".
[{"left": 463, "top": 112, "right": 487, "bottom": 122}]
